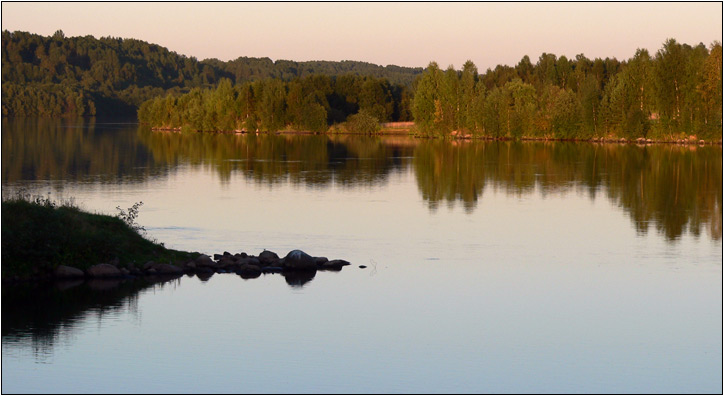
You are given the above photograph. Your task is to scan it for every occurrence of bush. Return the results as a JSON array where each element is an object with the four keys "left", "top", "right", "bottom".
[{"left": 344, "top": 109, "right": 381, "bottom": 135}]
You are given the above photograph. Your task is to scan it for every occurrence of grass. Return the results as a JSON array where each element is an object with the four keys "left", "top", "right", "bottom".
[{"left": 1, "top": 193, "right": 198, "bottom": 279}]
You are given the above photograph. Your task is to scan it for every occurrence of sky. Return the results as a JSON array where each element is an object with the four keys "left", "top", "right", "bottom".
[{"left": 2, "top": 2, "right": 722, "bottom": 70}]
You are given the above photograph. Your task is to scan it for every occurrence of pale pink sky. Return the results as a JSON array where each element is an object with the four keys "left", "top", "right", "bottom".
[{"left": 2, "top": 2, "right": 721, "bottom": 70}]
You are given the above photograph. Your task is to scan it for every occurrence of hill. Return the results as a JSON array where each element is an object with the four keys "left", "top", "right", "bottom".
[{"left": 1, "top": 30, "right": 422, "bottom": 117}]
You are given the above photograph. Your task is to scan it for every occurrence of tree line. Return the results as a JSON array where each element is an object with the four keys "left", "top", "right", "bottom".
[
  {"left": 412, "top": 39, "right": 722, "bottom": 141},
  {"left": 137, "top": 74, "right": 413, "bottom": 133},
  {"left": 1, "top": 30, "right": 422, "bottom": 117}
]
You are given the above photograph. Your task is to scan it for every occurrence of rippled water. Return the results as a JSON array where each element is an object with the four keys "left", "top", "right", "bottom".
[{"left": 2, "top": 118, "right": 722, "bottom": 393}]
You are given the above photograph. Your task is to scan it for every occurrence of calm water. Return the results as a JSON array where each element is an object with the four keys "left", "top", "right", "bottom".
[{"left": 2, "top": 118, "right": 722, "bottom": 393}]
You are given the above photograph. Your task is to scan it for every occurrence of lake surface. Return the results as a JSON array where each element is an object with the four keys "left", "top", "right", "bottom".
[{"left": 2, "top": 118, "right": 722, "bottom": 394}]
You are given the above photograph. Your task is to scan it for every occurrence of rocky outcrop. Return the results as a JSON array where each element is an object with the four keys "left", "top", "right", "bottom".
[{"left": 37, "top": 249, "right": 351, "bottom": 288}]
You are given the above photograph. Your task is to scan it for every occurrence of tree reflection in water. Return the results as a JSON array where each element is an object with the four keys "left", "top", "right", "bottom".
[
  {"left": 413, "top": 140, "right": 722, "bottom": 241},
  {"left": 1, "top": 276, "right": 182, "bottom": 361},
  {"left": 3, "top": 119, "right": 720, "bottom": 242}
]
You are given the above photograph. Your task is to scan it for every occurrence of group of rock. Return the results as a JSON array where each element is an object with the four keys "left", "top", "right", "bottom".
[{"left": 54, "top": 249, "right": 351, "bottom": 280}]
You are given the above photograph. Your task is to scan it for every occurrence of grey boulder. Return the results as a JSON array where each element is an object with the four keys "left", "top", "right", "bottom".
[{"left": 283, "top": 250, "right": 316, "bottom": 270}]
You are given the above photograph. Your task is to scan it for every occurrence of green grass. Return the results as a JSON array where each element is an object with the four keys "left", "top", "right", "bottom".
[{"left": 1, "top": 195, "right": 198, "bottom": 279}]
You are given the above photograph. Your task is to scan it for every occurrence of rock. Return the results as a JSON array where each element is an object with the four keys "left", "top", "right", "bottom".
[
  {"left": 283, "top": 250, "right": 316, "bottom": 270},
  {"left": 195, "top": 254, "right": 218, "bottom": 269},
  {"left": 143, "top": 261, "right": 156, "bottom": 271},
  {"left": 236, "top": 264, "right": 261, "bottom": 279},
  {"left": 258, "top": 250, "right": 280, "bottom": 265},
  {"left": 240, "top": 257, "right": 261, "bottom": 267},
  {"left": 151, "top": 263, "right": 183, "bottom": 274},
  {"left": 261, "top": 266, "right": 283, "bottom": 273},
  {"left": 54, "top": 265, "right": 84, "bottom": 278},
  {"left": 314, "top": 257, "right": 329, "bottom": 266},
  {"left": 120, "top": 268, "right": 130, "bottom": 276},
  {"left": 87, "top": 263, "right": 122, "bottom": 278},
  {"left": 223, "top": 251, "right": 232, "bottom": 257},
  {"left": 217, "top": 256, "right": 238, "bottom": 269},
  {"left": 359, "top": 265, "right": 367, "bottom": 269},
  {"left": 213, "top": 253, "right": 223, "bottom": 260},
  {"left": 319, "top": 259, "right": 351, "bottom": 270}
]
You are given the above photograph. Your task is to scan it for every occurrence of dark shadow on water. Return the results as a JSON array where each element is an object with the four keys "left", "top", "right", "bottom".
[
  {"left": 283, "top": 269, "right": 316, "bottom": 288},
  {"left": 1, "top": 276, "right": 182, "bottom": 358}
]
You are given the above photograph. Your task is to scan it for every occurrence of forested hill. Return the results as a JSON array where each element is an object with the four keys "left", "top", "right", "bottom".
[
  {"left": 1, "top": 30, "right": 422, "bottom": 117},
  {"left": 204, "top": 57, "right": 422, "bottom": 86}
]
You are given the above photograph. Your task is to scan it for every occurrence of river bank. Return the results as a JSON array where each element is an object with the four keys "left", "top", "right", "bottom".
[
  {"left": 148, "top": 123, "right": 722, "bottom": 145},
  {"left": 1, "top": 198, "right": 351, "bottom": 285}
]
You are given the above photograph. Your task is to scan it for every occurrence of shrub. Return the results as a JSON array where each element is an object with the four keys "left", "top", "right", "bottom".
[{"left": 344, "top": 109, "right": 381, "bottom": 135}]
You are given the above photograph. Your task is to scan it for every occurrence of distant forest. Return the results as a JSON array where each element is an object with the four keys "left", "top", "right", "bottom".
[
  {"left": 412, "top": 39, "right": 722, "bottom": 140},
  {"left": 1, "top": 30, "right": 422, "bottom": 117},
  {"left": 138, "top": 38, "right": 721, "bottom": 141},
  {"left": 2, "top": 30, "right": 721, "bottom": 141}
]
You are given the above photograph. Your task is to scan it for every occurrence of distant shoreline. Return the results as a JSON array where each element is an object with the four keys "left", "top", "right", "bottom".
[{"left": 146, "top": 123, "right": 723, "bottom": 145}]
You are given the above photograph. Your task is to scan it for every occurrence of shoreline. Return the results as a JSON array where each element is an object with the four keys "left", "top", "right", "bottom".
[
  {"left": 1, "top": 199, "right": 352, "bottom": 287},
  {"left": 146, "top": 124, "right": 722, "bottom": 145}
]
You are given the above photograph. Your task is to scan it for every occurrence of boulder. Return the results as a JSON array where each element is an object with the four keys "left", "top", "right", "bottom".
[
  {"left": 258, "top": 250, "right": 280, "bottom": 265},
  {"left": 236, "top": 264, "right": 262, "bottom": 278},
  {"left": 217, "top": 256, "right": 237, "bottom": 269},
  {"left": 319, "top": 259, "right": 351, "bottom": 270},
  {"left": 195, "top": 254, "right": 218, "bottom": 269},
  {"left": 55, "top": 265, "right": 85, "bottom": 279},
  {"left": 283, "top": 250, "right": 316, "bottom": 270},
  {"left": 240, "top": 257, "right": 261, "bottom": 267},
  {"left": 151, "top": 263, "right": 183, "bottom": 274},
  {"left": 314, "top": 257, "right": 329, "bottom": 266},
  {"left": 86, "top": 263, "right": 122, "bottom": 278}
]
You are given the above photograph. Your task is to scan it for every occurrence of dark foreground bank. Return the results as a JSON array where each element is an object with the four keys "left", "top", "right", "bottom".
[{"left": 1, "top": 198, "right": 350, "bottom": 284}]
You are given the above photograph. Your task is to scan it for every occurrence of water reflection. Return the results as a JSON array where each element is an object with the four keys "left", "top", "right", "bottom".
[
  {"left": 1, "top": 118, "right": 165, "bottom": 184},
  {"left": 2, "top": 118, "right": 720, "bottom": 242},
  {"left": 282, "top": 269, "right": 316, "bottom": 287},
  {"left": 413, "top": 140, "right": 722, "bottom": 241},
  {"left": 136, "top": 127, "right": 414, "bottom": 186},
  {"left": 1, "top": 276, "right": 181, "bottom": 360}
]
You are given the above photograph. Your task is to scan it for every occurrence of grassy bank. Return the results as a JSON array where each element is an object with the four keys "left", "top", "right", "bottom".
[{"left": 1, "top": 195, "right": 198, "bottom": 280}]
